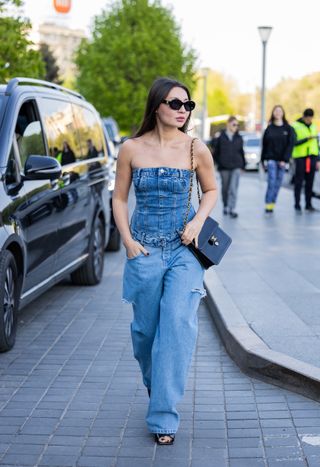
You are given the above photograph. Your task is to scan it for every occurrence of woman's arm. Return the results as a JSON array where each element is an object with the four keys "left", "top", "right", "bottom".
[
  {"left": 112, "top": 140, "right": 149, "bottom": 258},
  {"left": 181, "top": 139, "right": 218, "bottom": 248}
]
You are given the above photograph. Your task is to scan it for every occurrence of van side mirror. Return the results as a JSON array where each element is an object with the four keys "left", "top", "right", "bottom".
[{"left": 24, "top": 155, "right": 62, "bottom": 181}]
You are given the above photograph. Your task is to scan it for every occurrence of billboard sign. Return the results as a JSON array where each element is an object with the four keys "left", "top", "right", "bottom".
[{"left": 53, "top": 0, "right": 71, "bottom": 14}]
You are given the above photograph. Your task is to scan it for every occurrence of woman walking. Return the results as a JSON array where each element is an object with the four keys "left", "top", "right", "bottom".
[
  {"left": 261, "top": 105, "right": 295, "bottom": 213},
  {"left": 112, "top": 77, "right": 217, "bottom": 445},
  {"left": 213, "top": 116, "right": 245, "bottom": 218}
]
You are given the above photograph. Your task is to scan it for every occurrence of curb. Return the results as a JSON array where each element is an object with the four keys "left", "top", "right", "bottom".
[{"left": 204, "top": 268, "right": 320, "bottom": 402}]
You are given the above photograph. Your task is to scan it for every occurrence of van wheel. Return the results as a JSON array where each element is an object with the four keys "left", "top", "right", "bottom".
[
  {"left": 0, "top": 251, "right": 19, "bottom": 352},
  {"left": 106, "top": 226, "right": 121, "bottom": 252},
  {"left": 71, "top": 216, "right": 105, "bottom": 285}
]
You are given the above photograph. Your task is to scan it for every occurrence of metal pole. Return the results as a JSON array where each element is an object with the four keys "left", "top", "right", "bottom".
[
  {"left": 260, "top": 40, "right": 267, "bottom": 132},
  {"left": 202, "top": 69, "right": 208, "bottom": 140}
]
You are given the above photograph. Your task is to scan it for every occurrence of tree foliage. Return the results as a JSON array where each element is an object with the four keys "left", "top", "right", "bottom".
[
  {"left": 0, "top": 0, "right": 45, "bottom": 82},
  {"left": 75, "top": 0, "right": 197, "bottom": 133},
  {"left": 206, "top": 72, "right": 236, "bottom": 116},
  {"left": 39, "top": 43, "right": 60, "bottom": 83},
  {"left": 193, "top": 70, "right": 252, "bottom": 119},
  {"left": 267, "top": 73, "right": 320, "bottom": 124},
  {"left": 0, "top": 0, "right": 22, "bottom": 9}
]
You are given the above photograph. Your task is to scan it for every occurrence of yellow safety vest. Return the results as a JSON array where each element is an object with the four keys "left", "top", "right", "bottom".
[{"left": 292, "top": 121, "right": 318, "bottom": 158}]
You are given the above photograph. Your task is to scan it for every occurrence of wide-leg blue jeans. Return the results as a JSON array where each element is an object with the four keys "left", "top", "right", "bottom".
[
  {"left": 122, "top": 238, "right": 205, "bottom": 434},
  {"left": 265, "top": 160, "right": 286, "bottom": 204}
]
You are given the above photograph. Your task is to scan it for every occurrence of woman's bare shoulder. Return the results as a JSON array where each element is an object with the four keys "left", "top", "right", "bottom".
[
  {"left": 118, "top": 137, "right": 142, "bottom": 161},
  {"left": 120, "top": 137, "right": 137, "bottom": 152},
  {"left": 121, "top": 135, "right": 149, "bottom": 153},
  {"left": 193, "top": 137, "right": 209, "bottom": 153},
  {"left": 191, "top": 138, "right": 213, "bottom": 170}
]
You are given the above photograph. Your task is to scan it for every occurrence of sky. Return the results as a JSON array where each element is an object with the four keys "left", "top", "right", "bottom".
[{"left": 23, "top": 0, "right": 320, "bottom": 93}]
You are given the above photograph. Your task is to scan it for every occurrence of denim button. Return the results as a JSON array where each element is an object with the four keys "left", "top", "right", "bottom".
[{"left": 160, "top": 169, "right": 165, "bottom": 174}]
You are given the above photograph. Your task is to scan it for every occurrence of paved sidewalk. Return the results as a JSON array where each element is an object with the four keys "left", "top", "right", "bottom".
[
  {"left": 211, "top": 174, "right": 320, "bottom": 367},
  {"left": 0, "top": 243, "right": 320, "bottom": 466},
  {"left": 204, "top": 173, "right": 320, "bottom": 395}
]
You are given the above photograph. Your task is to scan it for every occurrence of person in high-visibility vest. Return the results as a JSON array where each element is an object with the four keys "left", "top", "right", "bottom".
[
  {"left": 292, "top": 108, "right": 320, "bottom": 212},
  {"left": 53, "top": 146, "right": 62, "bottom": 164}
]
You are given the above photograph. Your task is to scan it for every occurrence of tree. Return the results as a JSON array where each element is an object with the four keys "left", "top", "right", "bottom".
[
  {"left": 0, "top": 0, "right": 45, "bottom": 82},
  {"left": 267, "top": 72, "right": 320, "bottom": 124},
  {"left": 39, "top": 43, "right": 60, "bottom": 83},
  {"left": 193, "top": 70, "right": 239, "bottom": 118},
  {"left": 0, "top": 0, "right": 21, "bottom": 9},
  {"left": 75, "top": 0, "right": 197, "bottom": 133}
]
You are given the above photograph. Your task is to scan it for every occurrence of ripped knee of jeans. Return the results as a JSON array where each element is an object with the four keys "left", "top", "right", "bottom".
[
  {"left": 191, "top": 288, "right": 207, "bottom": 299},
  {"left": 122, "top": 296, "right": 135, "bottom": 305}
]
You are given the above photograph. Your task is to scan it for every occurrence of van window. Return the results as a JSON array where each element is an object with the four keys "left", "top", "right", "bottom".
[
  {"left": 15, "top": 101, "right": 46, "bottom": 168},
  {"left": 72, "top": 104, "right": 105, "bottom": 160},
  {"left": 38, "top": 98, "right": 80, "bottom": 165}
]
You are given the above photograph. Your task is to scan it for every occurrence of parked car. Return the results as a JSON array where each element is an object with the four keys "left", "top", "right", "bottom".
[
  {"left": 313, "top": 134, "right": 320, "bottom": 198},
  {"left": 312, "top": 169, "right": 320, "bottom": 199},
  {"left": 101, "top": 121, "right": 121, "bottom": 252},
  {"left": 242, "top": 134, "right": 261, "bottom": 171},
  {"left": 102, "top": 117, "right": 122, "bottom": 156},
  {"left": 0, "top": 77, "right": 119, "bottom": 352}
]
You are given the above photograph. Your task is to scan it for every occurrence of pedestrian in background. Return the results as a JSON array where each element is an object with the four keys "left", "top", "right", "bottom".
[
  {"left": 292, "top": 108, "right": 320, "bottom": 212},
  {"left": 261, "top": 105, "right": 295, "bottom": 213},
  {"left": 86, "top": 138, "right": 98, "bottom": 159},
  {"left": 112, "top": 77, "right": 217, "bottom": 445},
  {"left": 61, "top": 141, "right": 75, "bottom": 165},
  {"left": 212, "top": 116, "right": 245, "bottom": 218}
]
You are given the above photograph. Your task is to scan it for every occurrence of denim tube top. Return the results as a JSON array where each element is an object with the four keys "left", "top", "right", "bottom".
[{"left": 130, "top": 167, "right": 196, "bottom": 246}]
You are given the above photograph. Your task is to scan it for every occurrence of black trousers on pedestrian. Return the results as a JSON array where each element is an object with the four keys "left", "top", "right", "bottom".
[{"left": 294, "top": 157, "right": 317, "bottom": 208}]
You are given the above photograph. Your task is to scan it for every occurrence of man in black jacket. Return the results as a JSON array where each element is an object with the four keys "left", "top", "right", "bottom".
[{"left": 212, "top": 116, "right": 245, "bottom": 218}]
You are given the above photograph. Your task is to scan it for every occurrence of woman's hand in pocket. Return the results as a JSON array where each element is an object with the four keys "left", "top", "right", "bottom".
[{"left": 125, "top": 239, "right": 149, "bottom": 259}]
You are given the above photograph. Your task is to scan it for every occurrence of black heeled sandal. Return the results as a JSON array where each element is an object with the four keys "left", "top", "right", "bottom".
[{"left": 154, "top": 433, "right": 175, "bottom": 445}]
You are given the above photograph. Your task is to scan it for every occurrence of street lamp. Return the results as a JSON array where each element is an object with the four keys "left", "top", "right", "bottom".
[
  {"left": 199, "top": 67, "right": 209, "bottom": 140},
  {"left": 258, "top": 26, "right": 272, "bottom": 133}
]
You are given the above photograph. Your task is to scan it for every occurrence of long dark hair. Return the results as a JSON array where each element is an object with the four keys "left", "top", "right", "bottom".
[
  {"left": 269, "top": 105, "right": 289, "bottom": 125},
  {"left": 135, "top": 77, "right": 192, "bottom": 137}
]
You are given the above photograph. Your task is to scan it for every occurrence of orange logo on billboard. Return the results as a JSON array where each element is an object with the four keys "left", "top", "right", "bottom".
[{"left": 53, "top": 0, "right": 71, "bottom": 14}]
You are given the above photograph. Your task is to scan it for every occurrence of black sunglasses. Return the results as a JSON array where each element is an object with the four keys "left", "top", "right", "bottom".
[{"left": 162, "top": 98, "right": 196, "bottom": 112}]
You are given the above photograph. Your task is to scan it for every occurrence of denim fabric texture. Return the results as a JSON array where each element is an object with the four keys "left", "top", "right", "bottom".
[
  {"left": 265, "top": 160, "right": 285, "bottom": 204},
  {"left": 122, "top": 167, "right": 206, "bottom": 434}
]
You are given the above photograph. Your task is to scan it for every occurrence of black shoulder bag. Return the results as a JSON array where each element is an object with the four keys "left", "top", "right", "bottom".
[{"left": 182, "top": 138, "right": 232, "bottom": 269}]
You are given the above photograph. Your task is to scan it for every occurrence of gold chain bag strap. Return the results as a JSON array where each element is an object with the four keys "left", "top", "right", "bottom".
[
  {"left": 182, "top": 138, "right": 232, "bottom": 269},
  {"left": 182, "top": 138, "right": 200, "bottom": 231}
]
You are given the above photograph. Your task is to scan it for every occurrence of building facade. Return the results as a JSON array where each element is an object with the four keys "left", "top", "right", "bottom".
[{"left": 37, "top": 22, "right": 86, "bottom": 81}]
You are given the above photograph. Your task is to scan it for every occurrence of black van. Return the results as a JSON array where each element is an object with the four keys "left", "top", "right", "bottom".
[{"left": 0, "top": 77, "right": 119, "bottom": 352}]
